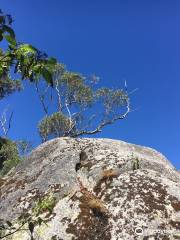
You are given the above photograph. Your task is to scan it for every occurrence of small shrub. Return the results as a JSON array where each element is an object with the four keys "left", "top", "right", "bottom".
[
  {"left": 33, "top": 194, "right": 56, "bottom": 215},
  {"left": 86, "top": 197, "right": 108, "bottom": 216},
  {"left": 101, "top": 169, "right": 119, "bottom": 180},
  {"left": 132, "top": 157, "right": 140, "bottom": 171},
  {"left": 38, "top": 112, "right": 75, "bottom": 142},
  {"left": 77, "top": 177, "right": 108, "bottom": 217}
]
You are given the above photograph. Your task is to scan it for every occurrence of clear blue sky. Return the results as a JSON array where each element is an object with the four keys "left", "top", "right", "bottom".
[{"left": 1, "top": 0, "right": 180, "bottom": 169}]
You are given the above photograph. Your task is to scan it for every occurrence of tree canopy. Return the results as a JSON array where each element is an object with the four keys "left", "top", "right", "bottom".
[{"left": 37, "top": 64, "right": 130, "bottom": 142}]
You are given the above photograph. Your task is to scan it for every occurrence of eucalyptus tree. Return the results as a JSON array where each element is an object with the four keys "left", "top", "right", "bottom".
[{"left": 38, "top": 64, "right": 130, "bottom": 142}]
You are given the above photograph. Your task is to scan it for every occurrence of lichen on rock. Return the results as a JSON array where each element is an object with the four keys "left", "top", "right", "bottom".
[{"left": 0, "top": 137, "right": 180, "bottom": 239}]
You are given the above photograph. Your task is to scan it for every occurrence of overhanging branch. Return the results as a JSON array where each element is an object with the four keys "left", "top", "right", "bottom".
[{"left": 73, "top": 99, "right": 130, "bottom": 137}]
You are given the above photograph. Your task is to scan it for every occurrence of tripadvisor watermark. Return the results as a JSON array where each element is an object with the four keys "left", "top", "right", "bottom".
[{"left": 134, "top": 227, "right": 180, "bottom": 236}]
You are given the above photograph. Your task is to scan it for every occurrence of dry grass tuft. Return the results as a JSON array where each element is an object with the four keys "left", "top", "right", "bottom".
[
  {"left": 101, "top": 169, "right": 119, "bottom": 180},
  {"left": 77, "top": 176, "right": 109, "bottom": 216},
  {"left": 86, "top": 197, "right": 108, "bottom": 215}
]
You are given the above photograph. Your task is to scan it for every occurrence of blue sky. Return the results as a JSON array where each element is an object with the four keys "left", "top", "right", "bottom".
[{"left": 0, "top": 0, "right": 180, "bottom": 169}]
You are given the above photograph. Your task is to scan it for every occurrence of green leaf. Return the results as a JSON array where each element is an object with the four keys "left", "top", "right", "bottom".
[
  {"left": 42, "top": 68, "right": 53, "bottom": 86},
  {"left": 18, "top": 44, "right": 36, "bottom": 55},
  {"left": 48, "top": 57, "right": 57, "bottom": 65},
  {"left": 3, "top": 34, "right": 16, "bottom": 46}
]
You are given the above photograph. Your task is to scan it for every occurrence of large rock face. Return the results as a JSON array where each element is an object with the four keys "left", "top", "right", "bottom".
[{"left": 0, "top": 137, "right": 180, "bottom": 239}]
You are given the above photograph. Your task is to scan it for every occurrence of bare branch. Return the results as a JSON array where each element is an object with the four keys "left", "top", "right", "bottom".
[
  {"left": 65, "top": 101, "right": 72, "bottom": 121},
  {"left": 63, "top": 120, "right": 76, "bottom": 136},
  {"left": 35, "top": 82, "right": 49, "bottom": 115},
  {"left": 54, "top": 77, "right": 62, "bottom": 112},
  {"left": 0, "top": 107, "right": 13, "bottom": 137},
  {"left": 128, "top": 88, "right": 139, "bottom": 95},
  {"left": 73, "top": 99, "right": 130, "bottom": 137},
  {"left": 7, "top": 111, "right": 13, "bottom": 135}
]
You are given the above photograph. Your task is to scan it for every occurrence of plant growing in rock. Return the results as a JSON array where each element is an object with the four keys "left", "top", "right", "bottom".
[
  {"left": 131, "top": 154, "right": 140, "bottom": 171},
  {"left": 33, "top": 194, "right": 56, "bottom": 216},
  {"left": 37, "top": 64, "right": 131, "bottom": 141},
  {"left": 85, "top": 197, "right": 108, "bottom": 217},
  {"left": 101, "top": 169, "right": 119, "bottom": 180},
  {"left": 77, "top": 177, "right": 109, "bottom": 217}
]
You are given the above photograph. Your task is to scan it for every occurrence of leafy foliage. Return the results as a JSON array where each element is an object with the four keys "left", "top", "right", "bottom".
[
  {"left": 0, "top": 9, "right": 56, "bottom": 101},
  {"left": 0, "top": 138, "right": 33, "bottom": 176},
  {"left": 0, "top": 137, "right": 21, "bottom": 176},
  {"left": 37, "top": 64, "right": 130, "bottom": 141},
  {"left": 132, "top": 156, "right": 140, "bottom": 170},
  {"left": 33, "top": 194, "right": 56, "bottom": 215},
  {"left": 38, "top": 112, "right": 75, "bottom": 142},
  {"left": 0, "top": 74, "right": 21, "bottom": 100}
]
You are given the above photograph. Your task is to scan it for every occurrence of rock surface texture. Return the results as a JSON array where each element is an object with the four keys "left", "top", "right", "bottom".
[{"left": 0, "top": 137, "right": 180, "bottom": 240}]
